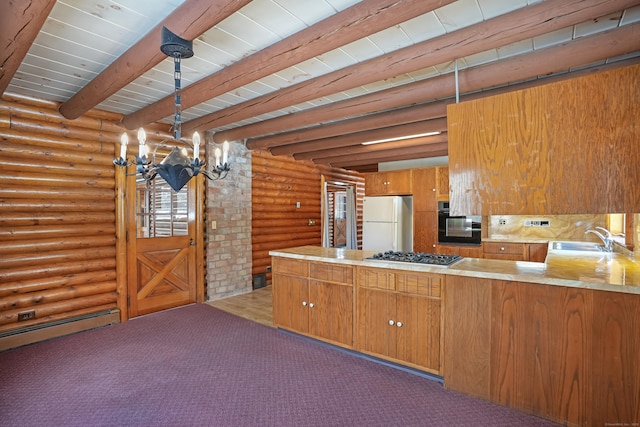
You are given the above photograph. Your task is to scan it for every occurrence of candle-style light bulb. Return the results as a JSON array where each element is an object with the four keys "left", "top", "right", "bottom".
[
  {"left": 192, "top": 132, "right": 200, "bottom": 160},
  {"left": 214, "top": 147, "right": 221, "bottom": 167},
  {"left": 120, "top": 133, "right": 128, "bottom": 159},
  {"left": 222, "top": 141, "right": 229, "bottom": 165},
  {"left": 137, "top": 128, "right": 147, "bottom": 158}
]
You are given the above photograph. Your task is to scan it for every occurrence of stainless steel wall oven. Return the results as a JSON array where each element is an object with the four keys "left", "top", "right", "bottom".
[{"left": 437, "top": 201, "right": 481, "bottom": 245}]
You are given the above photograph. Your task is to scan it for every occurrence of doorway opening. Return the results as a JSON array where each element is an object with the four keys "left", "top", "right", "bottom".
[{"left": 321, "top": 177, "right": 357, "bottom": 249}]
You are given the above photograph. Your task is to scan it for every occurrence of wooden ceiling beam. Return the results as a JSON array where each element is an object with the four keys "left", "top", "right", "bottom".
[
  {"left": 295, "top": 134, "right": 448, "bottom": 162},
  {"left": 225, "top": 23, "right": 639, "bottom": 149},
  {"left": 247, "top": 104, "right": 449, "bottom": 150},
  {"left": 325, "top": 143, "right": 450, "bottom": 168},
  {"left": 0, "top": 0, "right": 56, "bottom": 94},
  {"left": 122, "top": 0, "right": 454, "bottom": 129},
  {"left": 272, "top": 119, "right": 447, "bottom": 157},
  {"left": 187, "top": 0, "right": 636, "bottom": 134},
  {"left": 57, "top": 0, "right": 251, "bottom": 120},
  {"left": 348, "top": 164, "right": 379, "bottom": 173},
  {"left": 334, "top": 146, "right": 450, "bottom": 169}
]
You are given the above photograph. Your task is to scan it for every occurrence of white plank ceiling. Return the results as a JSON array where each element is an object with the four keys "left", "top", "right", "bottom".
[{"left": 3, "top": 0, "right": 640, "bottom": 170}]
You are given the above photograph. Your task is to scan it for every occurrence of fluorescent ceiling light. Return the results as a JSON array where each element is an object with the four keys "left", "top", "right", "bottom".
[{"left": 361, "top": 131, "right": 441, "bottom": 145}]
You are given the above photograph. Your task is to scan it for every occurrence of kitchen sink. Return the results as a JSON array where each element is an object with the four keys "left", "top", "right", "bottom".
[{"left": 550, "top": 241, "right": 605, "bottom": 253}]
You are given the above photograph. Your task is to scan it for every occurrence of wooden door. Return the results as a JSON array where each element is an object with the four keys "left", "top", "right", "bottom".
[
  {"left": 333, "top": 218, "right": 346, "bottom": 247},
  {"left": 126, "top": 176, "right": 200, "bottom": 317},
  {"left": 309, "top": 280, "right": 353, "bottom": 346},
  {"left": 131, "top": 235, "right": 195, "bottom": 316}
]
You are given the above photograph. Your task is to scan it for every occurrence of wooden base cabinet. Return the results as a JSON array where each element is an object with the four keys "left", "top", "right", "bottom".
[
  {"left": 272, "top": 257, "right": 354, "bottom": 348},
  {"left": 483, "top": 241, "right": 549, "bottom": 262},
  {"left": 356, "top": 267, "right": 442, "bottom": 374},
  {"left": 444, "top": 275, "right": 640, "bottom": 426}
]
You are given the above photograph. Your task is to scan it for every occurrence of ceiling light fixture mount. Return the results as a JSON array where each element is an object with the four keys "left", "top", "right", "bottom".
[{"left": 114, "top": 26, "right": 230, "bottom": 192}]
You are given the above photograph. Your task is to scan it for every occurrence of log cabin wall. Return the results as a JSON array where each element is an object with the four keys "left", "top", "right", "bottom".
[
  {"left": 0, "top": 93, "right": 123, "bottom": 343},
  {"left": 251, "top": 150, "right": 364, "bottom": 285}
]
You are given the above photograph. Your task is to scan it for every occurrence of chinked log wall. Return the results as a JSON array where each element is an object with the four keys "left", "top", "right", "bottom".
[
  {"left": 251, "top": 150, "right": 364, "bottom": 284},
  {"left": 0, "top": 94, "right": 125, "bottom": 337}
]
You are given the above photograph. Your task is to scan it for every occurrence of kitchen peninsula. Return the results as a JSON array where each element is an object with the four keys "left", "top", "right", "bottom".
[{"left": 270, "top": 245, "right": 640, "bottom": 427}]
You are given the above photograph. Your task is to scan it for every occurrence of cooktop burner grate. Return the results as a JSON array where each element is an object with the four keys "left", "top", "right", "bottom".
[{"left": 366, "top": 251, "right": 463, "bottom": 266}]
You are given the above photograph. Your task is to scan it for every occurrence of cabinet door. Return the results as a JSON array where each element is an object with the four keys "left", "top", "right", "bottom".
[
  {"left": 364, "top": 173, "right": 384, "bottom": 195},
  {"left": 272, "top": 273, "right": 309, "bottom": 333},
  {"left": 412, "top": 168, "right": 436, "bottom": 211},
  {"left": 413, "top": 211, "right": 438, "bottom": 253},
  {"left": 436, "top": 166, "right": 449, "bottom": 201},
  {"left": 396, "top": 294, "right": 441, "bottom": 372},
  {"left": 309, "top": 280, "right": 353, "bottom": 347},
  {"left": 356, "top": 288, "right": 396, "bottom": 358}
]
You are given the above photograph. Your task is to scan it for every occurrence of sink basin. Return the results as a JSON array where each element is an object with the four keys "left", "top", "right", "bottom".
[{"left": 550, "top": 241, "right": 605, "bottom": 253}]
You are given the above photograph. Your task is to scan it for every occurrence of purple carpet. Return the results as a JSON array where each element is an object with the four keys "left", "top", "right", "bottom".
[{"left": 0, "top": 303, "right": 559, "bottom": 426}]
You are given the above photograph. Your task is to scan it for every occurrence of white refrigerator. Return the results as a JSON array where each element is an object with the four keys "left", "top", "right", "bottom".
[{"left": 362, "top": 196, "right": 413, "bottom": 252}]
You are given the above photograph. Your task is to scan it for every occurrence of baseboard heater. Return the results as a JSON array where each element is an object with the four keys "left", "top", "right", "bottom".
[{"left": 0, "top": 309, "right": 120, "bottom": 352}]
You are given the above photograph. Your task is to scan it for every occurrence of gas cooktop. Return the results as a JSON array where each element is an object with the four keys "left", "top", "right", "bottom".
[{"left": 366, "top": 251, "right": 463, "bottom": 266}]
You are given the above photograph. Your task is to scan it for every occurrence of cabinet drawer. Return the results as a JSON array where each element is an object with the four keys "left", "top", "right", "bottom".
[
  {"left": 272, "top": 257, "right": 308, "bottom": 277},
  {"left": 483, "top": 242, "right": 525, "bottom": 255},
  {"left": 527, "top": 243, "right": 549, "bottom": 262},
  {"left": 358, "top": 267, "right": 396, "bottom": 291},
  {"left": 396, "top": 272, "right": 442, "bottom": 298},
  {"left": 310, "top": 262, "right": 353, "bottom": 285},
  {"left": 458, "top": 245, "right": 483, "bottom": 258}
]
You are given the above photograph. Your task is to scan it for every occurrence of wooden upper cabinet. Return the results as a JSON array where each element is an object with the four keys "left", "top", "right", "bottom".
[
  {"left": 365, "top": 170, "right": 412, "bottom": 196},
  {"left": 412, "top": 166, "right": 449, "bottom": 211},
  {"left": 447, "top": 63, "right": 640, "bottom": 215},
  {"left": 436, "top": 166, "right": 449, "bottom": 201},
  {"left": 412, "top": 168, "right": 436, "bottom": 211}
]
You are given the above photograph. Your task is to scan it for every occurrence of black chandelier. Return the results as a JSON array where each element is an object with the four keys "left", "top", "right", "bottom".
[{"left": 114, "top": 27, "right": 230, "bottom": 192}]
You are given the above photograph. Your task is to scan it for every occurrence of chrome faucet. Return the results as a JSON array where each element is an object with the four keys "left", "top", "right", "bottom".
[{"left": 585, "top": 226, "right": 614, "bottom": 252}]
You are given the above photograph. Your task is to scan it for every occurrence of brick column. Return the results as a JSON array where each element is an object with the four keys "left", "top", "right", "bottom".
[{"left": 204, "top": 137, "right": 252, "bottom": 300}]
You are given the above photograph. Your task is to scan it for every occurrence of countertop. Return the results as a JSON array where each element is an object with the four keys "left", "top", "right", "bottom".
[{"left": 269, "top": 245, "right": 640, "bottom": 295}]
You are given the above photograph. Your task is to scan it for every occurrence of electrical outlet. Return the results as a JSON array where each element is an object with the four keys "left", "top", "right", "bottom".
[
  {"left": 18, "top": 310, "right": 36, "bottom": 322},
  {"left": 266, "top": 266, "right": 272, "bottom": 273},
  {"left": 498, "top": 218, "right": 507, "bottom": 225}
]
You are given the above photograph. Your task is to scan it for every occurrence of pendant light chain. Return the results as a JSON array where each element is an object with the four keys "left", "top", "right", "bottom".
[
  {"left": 173, "top": 52, "right": 182, "bottom": 141},
  {"left": 114, "top": 27, "right": 230, "bottom": 192}
]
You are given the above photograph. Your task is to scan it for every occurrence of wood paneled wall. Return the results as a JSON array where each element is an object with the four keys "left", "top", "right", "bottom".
[
  {"left": 251, "top": 150, "right": 364, "bottom": 283},
  {"left": 0, "top": 94, "right": 124, "bottom": 333}
]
